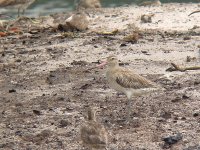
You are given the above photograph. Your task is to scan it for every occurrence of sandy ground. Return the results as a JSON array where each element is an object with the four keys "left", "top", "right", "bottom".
[{"left": 0, "top": 3, "right": 200, "bottom": 150}]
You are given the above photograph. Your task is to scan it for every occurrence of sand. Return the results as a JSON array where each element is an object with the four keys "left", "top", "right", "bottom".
[{"left": 0, "top": 3, "right": 200, "bottom": 150}]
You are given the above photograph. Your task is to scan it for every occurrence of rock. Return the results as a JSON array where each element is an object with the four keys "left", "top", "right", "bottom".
[
  {"left": 183, "top": 145, "right": 200, "bottom": 150},
  {"left": 9, "top": 89, "right": 16, "bottom": 93},
  {"left": 15, "top": 130, "right": 23, "bottom": 136},
  {"left": 183, "top": 36, "right": 191, "bottom": 40},
  {"left": 120, "top": 43, "right": 127, "bottom": 47},
  {"left": 58, "top": 12, "right": 89, "bottom": 31},
  {"left": 171, "top": 97, "right": 181, "bottom": 102},
  {"left": 193, "top": 112, "right": 199, "bottom": 117},
  {"left": 76, "top": 0, "right": 101, "bottom": 10},
  {"left": 162, "top": 133, "right": 182, "bottom": 148},
  {"left": 71, "top": 60, "right": 88, "bottom": 66},
  {"left": 182, "top": 94, "right": 189, "bottom": 99},
  {"left": 186, "top": 56, "right": 196, "bottom": 62},
  {"left": 33, "top": 109, "right": 41, "bottom": 115},
  {"left": 160, "top": 111, "right": 172, "bottom": 120},
  {"left": 141, "top": 14, "right": 154, "bottom": 23},
  {"left": 123, "top": 33, "right": 140, "bottom": 44},
  {"left": 59, "top": 120, "right": 70, "bottom": 127}
]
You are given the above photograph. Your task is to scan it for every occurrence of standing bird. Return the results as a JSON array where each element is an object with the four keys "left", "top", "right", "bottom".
[
  {"left": 138, "top": 0, "right": 161, "bottom": 6},
  {"left": 76, "top": 0, "right": 101, "bottom": 10},
  {"left": 0, "top": 0, "right": 36, "bottom": 17},
  {"left": 98, "top": 55, "right": 161, "bottom": 122},
  {"left": 80, "top": 107, "right": 108, "bottom": 150}
]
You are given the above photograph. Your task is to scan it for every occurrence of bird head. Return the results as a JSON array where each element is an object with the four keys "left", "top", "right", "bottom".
[{"left": 97, "top": 55, "right": 119, "bottom": 68}]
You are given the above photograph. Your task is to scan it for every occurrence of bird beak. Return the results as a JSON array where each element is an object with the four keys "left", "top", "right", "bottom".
[{"left": 96, "top": 61, "right": 107, "bottom": 69}]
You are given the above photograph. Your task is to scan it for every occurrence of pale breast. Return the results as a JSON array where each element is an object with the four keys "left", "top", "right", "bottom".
[{"left": 106, "top": 70, "right": 127, "bottom": 93}]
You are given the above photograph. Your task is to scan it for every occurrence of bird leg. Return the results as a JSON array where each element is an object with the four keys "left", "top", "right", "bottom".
[
  {"left": 18, "top": 8, "right": 21, "bottom": 17},
  {"left": 126, "top": 98, "right": 132, "bottom": 123},
  {"left": 22, "top": 9, "right": 25, "bottom": 15}
]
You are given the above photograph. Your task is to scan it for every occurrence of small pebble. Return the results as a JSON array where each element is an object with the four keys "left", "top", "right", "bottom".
[{"left": 9, "top": 89, "right": 16, "bottom": 93}]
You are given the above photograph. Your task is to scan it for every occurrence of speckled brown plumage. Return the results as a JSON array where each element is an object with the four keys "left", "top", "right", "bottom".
[
  {"left": 99, "top": 55, "right": 161, "bottom": 122},
  {"left": 80, "top": 107, "right": 108, "bottom": 149}
]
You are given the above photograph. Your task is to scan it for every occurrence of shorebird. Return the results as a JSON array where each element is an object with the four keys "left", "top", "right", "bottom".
[
  {"left": 98, "top": 55, "right": 161, "bottom": 122},
  {"left": 76, "top": 0, "right": 101, "bottom": 10},
  {"left": 0, "top": 0, "right": 36, "bottom": 17},
  {"left": 138, "top": 0, "right": 161, "bottom": 6},
  {"left": 80, "top": 107, "right": 108, "bottom": 150}
]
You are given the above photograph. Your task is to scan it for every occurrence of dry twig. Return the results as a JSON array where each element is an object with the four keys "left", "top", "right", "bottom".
[{"left": 166, "top": 63, "right": 200, "bottom": 72}]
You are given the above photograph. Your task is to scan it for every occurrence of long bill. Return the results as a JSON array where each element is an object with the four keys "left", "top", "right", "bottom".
[{"left": 96, "top": 61, "right": 107, "bottom": 69}]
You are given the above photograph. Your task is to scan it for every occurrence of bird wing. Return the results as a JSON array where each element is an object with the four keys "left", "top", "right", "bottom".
[
  {"left": 81, "top": 124, "right": 106, "bottom": 145},
  {"left": 87, "top": 134, "right": 106, "bottom": 145},
  {"left": 114, "top": 67, "right": 155, "bottom": 89}
]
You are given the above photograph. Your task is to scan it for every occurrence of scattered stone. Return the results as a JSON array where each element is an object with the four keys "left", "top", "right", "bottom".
[
  {"left": 33, "top": 110, "right": 41, "bottom": 115},
  {"left": 56, "top": 96, "right": 65, "bottom": 101},
  {"left": 183, "top": 144, "right": 200, "bottom": 150},
  {"left": 171, "top": 97, "right": 181, "bottom": 102},
  {"left": 141, "top": 14, "right": 154, "bottom": 23},
  {"left": 186, "top": 56, "right": 196, "bottom": 62},
  {"left": 15, "top": 130, "right": 23, "bottom": 136},
  {"left": 80, "top": 83, "right": 91, "bottom": 90},
  {"left": 107, "top": 47, "right": 116, "bottom": 51},
  {"left": 123, "top": 32, "right": 139, "bottom": 44},
  {"left": 141, "top": 50, "right": 148, "bottom": 54},
  {"left": 119, "top": 62, "right": 129, "bottom": 66},
  {"left": 183, "top": 36, "right": 191, "bottom": 40},
  {"left": 59, "top": 120, "right": 70, "bottom": 127},
  {"left": 15, "top": 103, "right": 23, "bottom": 107},
  {"left": 71, "top": 60, "right": 88, "bottom": 66},
  {"left": 9, "top": 89, "right": 16, "bottom": 93},
  {"left": 162, "top": 133, "right": 182, "bottom": 149},
  {"left": 65, "top": 107, "right": 74, "bottom": 112},
  {"left": 15, "top": 59, "right": 22, "bottom": 62},
  {"left": 141, "top": 50, "right": 151, "bottom": 55},
  {"left": 76, "top": 0, "right": 101, "bottom": 10},
  {"left": 194, "top": 81, "right": 200, "bottom": 85},
  {"left": 58, "top": 12, "right": 89, "bottom": 31},
  {"left": 120, "top": 43, "right": 127, "bottom": 47},
  {"left": 181, "top": 117, "right": 186, "bottom": 120},
  {"left": 182, "top": 94, "right": 189, "bottom": 99},
  {"left": 160, "top": 111, "right": 172, "bottom": 120},
  {"left": 193, "top": 112, "right": 199, "bottom": 117}
]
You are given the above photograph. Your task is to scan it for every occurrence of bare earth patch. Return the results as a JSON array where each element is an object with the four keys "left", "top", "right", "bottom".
[{"left": 0, "top": 3, "right": 200, "bottom": 150}]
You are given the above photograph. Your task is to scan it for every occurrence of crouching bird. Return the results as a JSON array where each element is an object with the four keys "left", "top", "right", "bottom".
[{"left": 80, "top": 107, "right": 108, "bottom": 150}]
